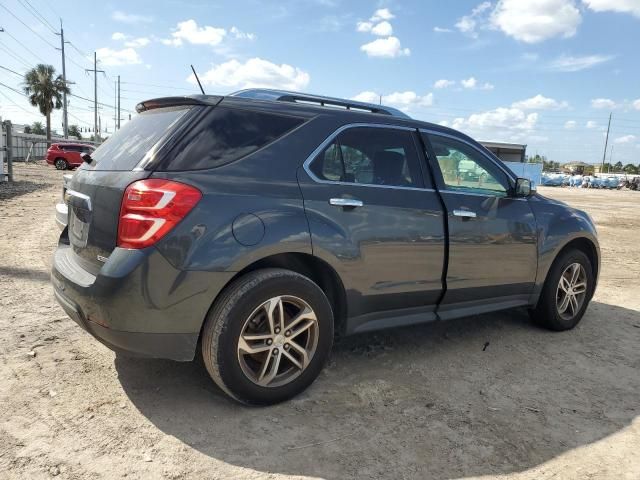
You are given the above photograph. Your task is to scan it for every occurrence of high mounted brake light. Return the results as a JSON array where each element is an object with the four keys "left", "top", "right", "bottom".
[{"left": 117, "top": 179, "right": 202, "bottom": 249}]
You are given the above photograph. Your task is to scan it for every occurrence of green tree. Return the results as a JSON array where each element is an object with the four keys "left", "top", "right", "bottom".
[
  {"left": 68, "top": 124, "right": 82, "bottom": 140},
  {"left": 23, "top": 125, "right": 32, "bottom": 134},
  {"left": 30, "top": 121, "right": 45, "bottom": 135},
  {"left": 623, "top": 164, "right": 638, "bottom": 174},
  {"left": 23, "top": 64, "right": 70, "bottom": 142},
  {"left": 614, "top": 161, "right": 623, "bottom": 171}
]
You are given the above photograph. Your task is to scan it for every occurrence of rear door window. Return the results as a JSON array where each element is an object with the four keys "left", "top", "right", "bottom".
[
  {"left": 87, "top": 106, "right": 191, "bottom": 171},
  {"left": 162, "top": 107, "right": 305, "bottom": 171},
  {"left": 310, "top": 126, "right": 424, "bottom": 188}
]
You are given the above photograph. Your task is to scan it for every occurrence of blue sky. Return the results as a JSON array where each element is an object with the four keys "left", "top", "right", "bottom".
[{"left": 1, "top": 0, "right": 639, "bottom": 164}]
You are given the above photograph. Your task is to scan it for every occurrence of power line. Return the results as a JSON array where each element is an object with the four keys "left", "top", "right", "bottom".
[
  {"left": 16, "top": 0, "right": 57, "bottom": 34},
  {"left": 0, "top": 4, "right": 58, "bottom": 50},
  {"left": 0, "top": 27, "right": 48, "bottom": 63},
  {"left": 0, "top": 64, "right": 23, "bottom": 77},
  {"left": 0, "top": 88, "right": 35, "bottom": 115},
  {"left": 0, "top": 40, "right": 34, "bottom": 69},
  {"left": 121, "top": 81, "right": 194, "bottom": 92}
]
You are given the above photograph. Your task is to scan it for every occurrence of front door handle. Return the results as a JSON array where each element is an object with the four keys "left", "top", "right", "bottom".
[
  {"left": 329, "top": 198, "right": 364, "bottom": 208},
  {"left": 453, "top": 209, "right": 477, "bottom": 218}
]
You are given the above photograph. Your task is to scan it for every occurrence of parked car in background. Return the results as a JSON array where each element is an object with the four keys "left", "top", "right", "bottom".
[
  {"left": 46, "top": 143, "right": 95, "bottom": 170},
  {"left": 52, "top": 89, "right": 600, "bottom": 405}
]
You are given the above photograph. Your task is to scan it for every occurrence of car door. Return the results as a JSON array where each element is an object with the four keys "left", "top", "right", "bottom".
[
  {"left": 298, "top": 124, "right": 446, "bottom": 332},
  {"left": 421, "top": 131, "right": 538, "bottom": 315}
]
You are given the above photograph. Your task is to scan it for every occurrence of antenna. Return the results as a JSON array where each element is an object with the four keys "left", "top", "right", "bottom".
[{"left": 190, "top": 64, "right": 205, "bottom": 95}]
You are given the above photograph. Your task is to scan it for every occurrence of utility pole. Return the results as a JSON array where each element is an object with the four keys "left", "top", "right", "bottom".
[
  {"left": 609, "top": 145, "right": 614, "bottom": 173},
  {"left": 117, "top": 75, "right": 121, "bottom": 130},
  {"left": 55, "top": 20, "right": 69, "bottom": 138},
  {"left": 600, "top": 112, "right": 612, "bottom": 174},
  {"left": 86, "top": 52, "right": 104, "bottom": 142}
]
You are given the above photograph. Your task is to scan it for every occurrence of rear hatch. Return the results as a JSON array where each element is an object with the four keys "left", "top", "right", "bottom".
[{"left": 65, "top": 104, "right": 198, "bottom": 274}]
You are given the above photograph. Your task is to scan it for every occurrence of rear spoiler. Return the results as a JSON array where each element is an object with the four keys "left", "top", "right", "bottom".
[{"left": 135, "top": 95, "right": 223, "bottom": 113}]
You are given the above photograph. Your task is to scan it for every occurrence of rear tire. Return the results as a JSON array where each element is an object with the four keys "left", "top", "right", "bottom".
[
  {"left": 530, "top": 249, "right": 594, "bottom": 331},
  {"left": 201, "top": 268, "right": 334, "bottom": 405},
  {"left": 54, "top": 158, "right": 68, "bottom": 170}
]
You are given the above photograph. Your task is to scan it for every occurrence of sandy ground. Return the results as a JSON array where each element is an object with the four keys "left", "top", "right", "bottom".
[{"left": 1, "top": 162, "right": 639, "bottom": 480}]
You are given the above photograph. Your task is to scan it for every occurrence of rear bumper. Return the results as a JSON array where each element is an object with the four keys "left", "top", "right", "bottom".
[
  {"left": 51, "top": 240, "right": 235, "bottom": 361},
  {"left": 55, "top": 203, "right": 68, "bottom": 231},
  {"left": 53, "top": 287, "right": 198, "bottom": 361}
]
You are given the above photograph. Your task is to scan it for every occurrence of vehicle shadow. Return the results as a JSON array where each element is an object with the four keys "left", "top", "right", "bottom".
[{"left": 115, "top": 301, "right": 639, "bottom": 479}]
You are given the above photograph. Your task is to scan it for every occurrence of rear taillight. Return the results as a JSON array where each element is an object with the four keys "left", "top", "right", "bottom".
[{"left": 117, "top": 179, "right": 202, "bottom": 249}]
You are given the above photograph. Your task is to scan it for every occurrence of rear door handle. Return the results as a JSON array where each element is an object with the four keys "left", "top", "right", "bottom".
[
  {"left": 453, "top": 209, "right": 477, "bottom": 218},
  {"left": 329, "top": 198, "right": 364, "bottom": 208}
]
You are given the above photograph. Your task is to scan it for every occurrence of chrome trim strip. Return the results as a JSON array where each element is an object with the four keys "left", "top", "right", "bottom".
[
  {"left": 453, "top": 209, "right": 477, "bottom": 218},
  {"left": 329, "top": 198, "right": 364, "bottom": 208},
  {"left": 302, "top": 123, "right": 435, "bottom": 192}
]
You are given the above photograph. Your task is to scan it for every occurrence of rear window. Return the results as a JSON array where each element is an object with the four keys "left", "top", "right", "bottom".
[
  {"left": 87, "top": 106, "right": 191, "bottom": 171},
  {"left": 160, "top": 107, "right": 304, "bottom": 171}
]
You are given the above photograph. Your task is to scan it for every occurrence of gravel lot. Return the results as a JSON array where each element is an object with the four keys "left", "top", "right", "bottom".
[{"left": 1, "top": 162, "right": 639, "bottom": 480}]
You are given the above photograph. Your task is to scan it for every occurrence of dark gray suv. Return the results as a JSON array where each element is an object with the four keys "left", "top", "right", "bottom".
[{"left": 52, "top": 89, "right": 599, "bottom": 405}]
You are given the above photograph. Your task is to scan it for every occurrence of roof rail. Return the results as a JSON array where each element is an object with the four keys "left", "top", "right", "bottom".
[{"left": 230, "top": 89, "right": 411, "bottom": 119}]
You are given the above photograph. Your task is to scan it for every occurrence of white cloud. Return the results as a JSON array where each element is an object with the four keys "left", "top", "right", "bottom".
[
  {"left": 434, "top": 79, "right": 456, "bottom": 89},
  {"left": 163, "top": 19, "right": 227, "bottom": 47},
  {"left": 480, "top": 82, "right": 495, "bottom": 90},
  {"left": 111, "top": 32, "right": 127, "bottom": 41},
  {"left": 371, "top": 21, "right": 393, "bottom": 36},
  {"left": 512, "top": 94, "right": 569, "bottom": 110},
  {"left": 433, "top": 26, "right": 454, "bottom": 33},
  {"left": 455, "top": 1, "right": 492, "bottom": 38},
  {"left": 461, "top": 77, "right": 477, "bottom": 88},
  {"left": 190, "top": 58, "right": 310, "bottom": 91},
  {"left": 357, "top": 8, "right": 408, "bottom": 58},
  {"left": 586, "top": 120, "right": 598, "bottom": 129},
  {"left": 96, "top": 47, "right": 142, "bottom": 66},
  {"left": 632, "top": 99, "right": 640, "bottom": 110},
  {"left": 564, "top": 120, "right": 577, "bottom": 129},
  {"left": 360, "top": 36, "right": 410, "bottom": 58},
  {"left": 111, "top": 10, "right": 152, "bottom": 24},
  {"left": 614, "top": 134, "right": 637, "bottom": 144},
  {"left": 591, "top": 98, "right": 617, "bottom": 109},
  {"left": 451, "top": 107, "right": 539, "bottom": 136},
  {"left": 124, "top": 37, "right": 151, "bottom": 48},
  {"left": 352, "top": 91, "right": 434, "bottom": 111},
  {"left": 490, "top": 0, "right": 582, "bottom": 43},
  {"left": 548, "top": 54, "right": 614, "bottom": 72},
  {"left": 583, "top": 0, "right": 640, "bottom": 18},
  {"left": 371, "top": 8, "right": 395, "bottom": 22},
  {"left": 230, "top": 26, "right": 256, "bottom": 40}
]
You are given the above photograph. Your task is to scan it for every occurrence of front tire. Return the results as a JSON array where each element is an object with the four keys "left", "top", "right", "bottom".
[
  {"left": 201, "top": 269, "right": 334, "bottom": 405},
  {"left": 530, "top": 249, "right": 594, "bottom": 331},
  {"left": 54, "top": 158, "right": 68, "bottom": 170}
]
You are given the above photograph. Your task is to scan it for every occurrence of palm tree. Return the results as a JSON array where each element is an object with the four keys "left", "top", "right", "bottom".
[
  {"left": 23, "top": 64, "right": 70, "bottom": 142},
  {"left": 30, "top": 121, "right": 45, "bottom": 135},
  {"left": 68, "top": 124, "right": 82, "bottom": 140}
]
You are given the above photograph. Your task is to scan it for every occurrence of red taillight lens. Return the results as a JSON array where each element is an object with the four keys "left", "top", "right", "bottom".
[{"left": 117, "top": 179, "right": 202, "bottom": 249}]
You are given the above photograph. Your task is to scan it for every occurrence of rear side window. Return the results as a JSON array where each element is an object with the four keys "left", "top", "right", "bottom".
[
  {"left": 88, "top": 106, "right": 191, "bottom": 171},
  {"left": 310, "top": 127, "right": 424, "bottom": 188},
  {"left": 163, "top": 107, "right": 305, "bottom": 171}
]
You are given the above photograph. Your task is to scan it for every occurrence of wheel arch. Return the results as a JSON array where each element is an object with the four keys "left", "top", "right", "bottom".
[
  {"left": 532, "top": 235, "right": 599, "bottom": 307},
  {"left": 199, "top": 252, "right": 348, "bottom": 343}
]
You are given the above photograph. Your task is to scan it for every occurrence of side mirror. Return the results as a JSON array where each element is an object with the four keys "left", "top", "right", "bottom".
[
  {"left": 81, "top": 153, "right": 93, "bottom": 164},
  {"left": 515, "top": 177, "right": 532, "bottom": 197}
]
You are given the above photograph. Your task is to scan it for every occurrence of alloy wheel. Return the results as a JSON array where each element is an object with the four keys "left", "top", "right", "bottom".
[
  {"left": 237, "top": 295, "right": 319, "bottom": 388},
  {"left": 556, "top": 262, "right": 588, "bottom": 321}
]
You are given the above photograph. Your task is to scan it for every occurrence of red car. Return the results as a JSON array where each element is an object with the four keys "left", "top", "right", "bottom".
[{"left": 46, "top": 143, "right": 95, "bottom": 170}]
